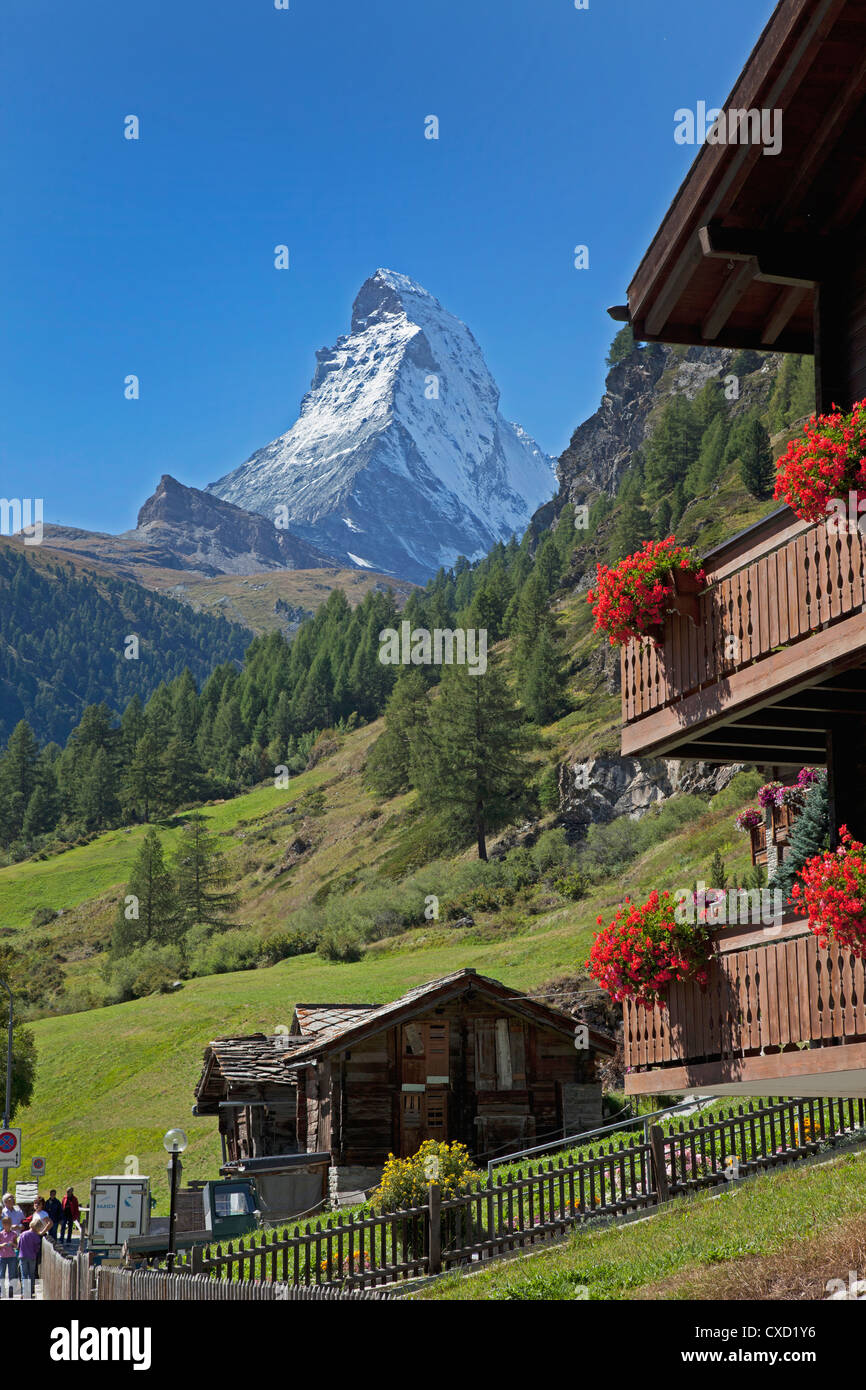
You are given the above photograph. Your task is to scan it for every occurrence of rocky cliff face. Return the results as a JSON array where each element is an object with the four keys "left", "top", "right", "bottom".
[
  {"left": 540, "top": 341, "right": 778, "bottom": 832},
  {"left": 126, "top": 474, "right": 337, "bottom": 574},
  {"left": 557, "top": 756, "right": 743, "bottom": 839},
  {"left": 541, "top": 342, "right": 783, "bottom": 530}
]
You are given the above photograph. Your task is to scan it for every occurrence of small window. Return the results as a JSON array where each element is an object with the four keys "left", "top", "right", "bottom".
[{"left": 213, "top": 1187, "right": 253, "bottom": 1217}]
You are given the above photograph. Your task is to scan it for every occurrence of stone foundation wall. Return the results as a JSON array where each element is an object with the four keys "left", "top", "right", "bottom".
[{"left": 328, "top": 1164, "right": 383, "bottom": 1204}]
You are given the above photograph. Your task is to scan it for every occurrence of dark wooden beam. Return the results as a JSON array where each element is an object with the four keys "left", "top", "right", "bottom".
[
  {"left": 698, "top": 223, "right": 825, "bottom": 288},
  {"left": 733, "top": 710, "right": 831, "bottom": 732},
  {"left": 607, "top": 305, "right": 630, "bottom": 322},
  {"left": 824, "top": 155, "right": 866, "bottom": 233},
  {"left": 701, "top": 257, "right": 758, "bottom": 341},
  {"left": 762, "top": 285, "right": 808, "bottom": 346},
  {"left": 688, "top": 735, "right": 826, "bottom": 754},
  {"left": 820, "top": 672, "right": 866, "bottom": 691},
  {"left": 629, "top": 318, "right": 813, "bottom": 355},
  {"left": 679, "top": 741, "right": 818, "bottom": 763}
]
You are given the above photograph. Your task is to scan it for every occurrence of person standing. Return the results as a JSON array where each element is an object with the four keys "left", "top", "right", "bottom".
[
  {"left": 30, "top": 1198, "right": 51, "bottom": 1275},
  {"left": 30, "top": 1197, "right": 51, "bottom": 1233},
  {"left": 58, "top": 1187, "right": 79, "bottom": 1244},
  {"left": 16, "top": 1221, "right": 41, "bottom": 1299},
  {"left": 0, "top": 1193, "right": 24, "bottom": 1233},
  {"left": 44, "top": 1190, "right": 62, "bottom": 1238},
  {"left": 0, "top": 1216, "right": 17, "bottom": 1298}
]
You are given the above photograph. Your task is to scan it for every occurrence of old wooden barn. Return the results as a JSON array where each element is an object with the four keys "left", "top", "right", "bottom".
[{"left": 193, "top": 968, "right": 615, "bottom": 1192}]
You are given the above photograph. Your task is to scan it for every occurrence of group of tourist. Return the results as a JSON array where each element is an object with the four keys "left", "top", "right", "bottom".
[{"left": 0, "top": 1187, "right": 80, "bottom": 1299}]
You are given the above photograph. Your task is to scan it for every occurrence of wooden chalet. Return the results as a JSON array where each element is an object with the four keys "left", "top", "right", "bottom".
[
  {"left": 608, "top": 0, "right": 866, "bottom": 1099},
  {"left": 194, "top": 970, "right": 615, "bottom": 1189}
]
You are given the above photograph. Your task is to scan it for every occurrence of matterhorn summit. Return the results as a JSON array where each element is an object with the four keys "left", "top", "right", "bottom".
[{"left": 207, "top": 269, "right": 555, "bottom": 581}]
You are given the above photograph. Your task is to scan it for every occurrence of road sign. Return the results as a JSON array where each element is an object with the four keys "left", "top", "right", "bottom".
[
  {"left": 30, "top": 1157, "right": 45, "bottom": 1178},
  {"left": 0, "top": 1129, "right": 21, "bottom": 1167}
]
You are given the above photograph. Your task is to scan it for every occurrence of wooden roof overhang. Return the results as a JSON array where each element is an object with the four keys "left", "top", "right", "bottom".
[
  {"left": 278, "top": 968, "right": 616, "bottom": 1071},
  {"left": 193, "top": 1034, "right": 300, "bottom": 1115},
  {"left": 610, "top": 0, "right": 866, "bottom": 408}
]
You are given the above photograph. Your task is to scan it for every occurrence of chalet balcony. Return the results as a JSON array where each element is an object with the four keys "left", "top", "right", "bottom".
[
  {"left": 624, "top": 917, "right": 866, "bottom": 1099},
  {"left": 619, "top": 506, "right": 866, "bottom": 769}
]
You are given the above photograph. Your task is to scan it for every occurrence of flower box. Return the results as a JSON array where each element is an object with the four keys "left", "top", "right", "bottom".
[
  {"left": 586, "top": 889, "right": 715, "bottom": 1010},
  {"left": 774, "top": 400, "right": 866, "bottom": 522},
  {"left": 587, "top": 537, "right": 706, "bottom": 647}
]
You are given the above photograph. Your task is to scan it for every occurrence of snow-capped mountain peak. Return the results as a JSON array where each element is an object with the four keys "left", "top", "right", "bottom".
[{"left": 207, "top": 270, "right": 556, "bottom": 582}]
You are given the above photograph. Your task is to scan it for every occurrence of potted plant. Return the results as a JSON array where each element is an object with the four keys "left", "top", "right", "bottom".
[
  {"left": 774, "top": 398, "right": 866, "bottom": 523},
  {"left": 586, "top": 889, "right": 715, "bottom": 1010},
  {"left": 587, "top": 536, "right": 706, "bottom": 647},
  {"left": 791, "top": 826, "right": 866, "bottom": 956},
  {"left": 735, "top": 807, "right": 762, "bottom": 833}
]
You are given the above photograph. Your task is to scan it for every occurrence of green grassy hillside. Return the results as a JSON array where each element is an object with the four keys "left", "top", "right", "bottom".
[
  {"left": 414, "top": 1148, "right": 866, "bottom": 1300},
  {"left": 14, "top": 747, "right": 757, "bottom": 1208}
]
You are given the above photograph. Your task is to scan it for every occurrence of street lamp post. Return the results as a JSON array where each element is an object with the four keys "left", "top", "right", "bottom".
[
  {"left": 163, "top": 1128, "right": 188, "bottom": 1271},
  {"left": 0, "top": 981, "right": 12, "bottom": 1200}
]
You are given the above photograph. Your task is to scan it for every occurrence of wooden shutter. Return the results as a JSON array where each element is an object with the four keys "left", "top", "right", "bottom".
[
  {"left": 494, "top": 1019, "right": 513, "bottom": 1089},
  {"left": 426, "top": 1021, "right": 449, "bottom": 1081},
  {"left": 508, "top": 1019, "right": 527, "bottom": 1087},
  {"left": 474, "top": 1020, "right": 497, "bottom": 1089}
]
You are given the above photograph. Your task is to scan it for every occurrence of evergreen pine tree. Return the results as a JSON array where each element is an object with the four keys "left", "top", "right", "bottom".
[
  {"left": 644, "top": 397, "right": 703, "bottom": 501},
  {"left": 709, "top": 848, "right": 727, "bottom": 889},
  {"left": 365, "top": 670, "right": 430, "bottom": 797},
  {"left": 111, "top": 828, "right": 180, "bottom": 953},
  {"left": 77, "top": 746, "right": 120, "bottom": 830},
  {"left": 690, "top": 414, "right": 729, "bottom": 493},
  {"left": 739, "top": 414, "right": 775, "bottom": 499},
  {"left": 607, "top": 497, "right": 653, "bottom": 562},
  {"left": 160, "top": 735, "right": 203, "bottom": 810},
  {"left": 606, "top": 325, "right": 634, "bottom": 366},
  {"left": 512, "top": 572, "right": 550, "bottom": 676},
  {"left": 519, "top": 614, "right": 569, "bottom": 724},
  {"left": 411, "top": 654, "right": 536, "bottom": 860},
  {"left": 121, "top": 730, "right": 165, "bottom": 822},
  {"left": 21, "top": 784, "right": 53, "bottom": 839},
  {"left": 771, "top": 775, "right": 830, "bottom": 901},
  {"left": 654, "top": 498, "right": 673, "bottom": 538},
  {"left": 171, "top": 812, "right": 239, "bottom": 931}
]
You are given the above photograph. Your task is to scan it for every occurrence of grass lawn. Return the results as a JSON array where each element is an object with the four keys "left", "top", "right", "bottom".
[{"left": 413, "top": 1148, "right": 866, "bottom": 1299}]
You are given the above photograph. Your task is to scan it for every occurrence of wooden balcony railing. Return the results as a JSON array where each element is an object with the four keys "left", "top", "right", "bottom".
[
  {"left": 624, "top": 917, "right": 866, "bottom": 1095},
  {"left": 621, "top": 509, "right": 866, "bottom": 727}
]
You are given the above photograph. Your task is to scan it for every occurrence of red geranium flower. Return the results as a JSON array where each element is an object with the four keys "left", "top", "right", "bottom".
[
  {"left": 586, "top": 536, "right": 705, "bottom": 647},
  {"left": 585, "top": 889, "right": 715, "bottom": 1010}
]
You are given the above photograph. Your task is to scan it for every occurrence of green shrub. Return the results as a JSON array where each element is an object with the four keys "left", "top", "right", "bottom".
[
  {"left": 317, "top": 925, "right": 364, "bottom": 962},
  {"left": 104, "top": 943, "right": 185, "bottom": 1002},
  {"left": 30, "top": 907, "right": 58, "bottom": 928},
  {"left": 536, "top": 765, "right": 560, "bottom": 813},
  {"left": 187, "top": 928, "right": 265, "bottom": 976},
  {"left": 554, "top": 869, "right": 590, "bottom": 901}
]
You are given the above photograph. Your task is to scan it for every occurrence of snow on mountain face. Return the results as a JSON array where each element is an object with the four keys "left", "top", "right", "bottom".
[{"left": 207, "top": 269, "right": 556, "bottom": 582}]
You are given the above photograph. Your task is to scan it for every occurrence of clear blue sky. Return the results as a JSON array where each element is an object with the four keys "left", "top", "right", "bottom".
[{"left": 2, "top": 0, "right": 771, "bottom": 533}]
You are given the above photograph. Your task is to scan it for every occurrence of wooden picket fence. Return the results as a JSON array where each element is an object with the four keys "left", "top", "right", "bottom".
[
  {"left": 41, "top": 1238, "right": 93, "bottom": 1301},
  {"left": 165, "top": 1095, "right": 866, "bottom": 1291},
  {"left": 95, "top": 1266, "right": 389, "bottom": 1301}
]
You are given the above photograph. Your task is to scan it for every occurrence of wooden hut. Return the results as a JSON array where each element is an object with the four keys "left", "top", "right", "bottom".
[{"left": 194, "top": 969, "right": 615, "bottom": 1194}]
